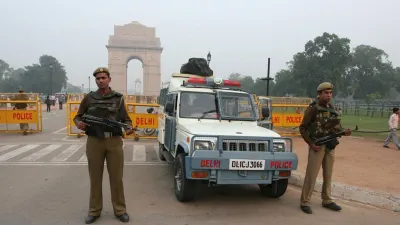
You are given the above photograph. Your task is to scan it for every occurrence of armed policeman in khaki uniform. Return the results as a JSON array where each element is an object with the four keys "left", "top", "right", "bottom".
[
  {"left": 74, "top": 67, "right": 134, "bottom": 224},
  {"left": 299, "top": 82, "right": 351, "bottom": 214}
]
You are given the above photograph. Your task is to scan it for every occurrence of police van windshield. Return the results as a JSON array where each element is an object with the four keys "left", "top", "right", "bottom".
[
  {"left": 179, "top": 92, "right": 218, "bottom": 119},
  {"left": 179, "top": 91, "right": 257, "bottom": 121},
  {"left": 218, "top": 91, "right": 257, "bottom": 121}
]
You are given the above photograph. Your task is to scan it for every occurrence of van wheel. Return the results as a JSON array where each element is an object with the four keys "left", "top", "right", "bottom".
[
  {"left": 174, "top": 153, "right": 196, "bottom": 202},
  {"left": 158, "top": 143, "right": 166, "bottom": 161},
  {"left": 259, "top": 179, "right": 288, "bottom": 198}
]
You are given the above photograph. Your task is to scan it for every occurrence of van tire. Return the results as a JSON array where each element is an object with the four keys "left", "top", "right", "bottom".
[
  {"left": 259, "top": 179, "right": 288, "bottom": 198},
  {"left": 174, "top": 153, "right": 196, "bottom": 202},
  {"left": 158, "top": 143, "right": 166, "bottom": 161}
]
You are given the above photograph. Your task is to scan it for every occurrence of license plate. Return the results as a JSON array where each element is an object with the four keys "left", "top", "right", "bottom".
[{"left": 228, "top": 159, "right": 265, "bottom": 170}]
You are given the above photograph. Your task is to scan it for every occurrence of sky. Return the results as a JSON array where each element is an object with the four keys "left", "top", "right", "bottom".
[{"left": 1, "top": 0, "right": 399, "bottom": 93}]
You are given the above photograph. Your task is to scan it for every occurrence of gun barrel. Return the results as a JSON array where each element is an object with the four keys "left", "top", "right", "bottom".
[
  {"left": 83, "top": 115, "right": 128, "bottom": 128},
  {"left": 314, "top": 130, "right": 346, "bottom": 145}
]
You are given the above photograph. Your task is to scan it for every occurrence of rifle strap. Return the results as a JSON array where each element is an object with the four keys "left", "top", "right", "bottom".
[{"left": 118, "top": 96, "right": 123, "bottom": 111}]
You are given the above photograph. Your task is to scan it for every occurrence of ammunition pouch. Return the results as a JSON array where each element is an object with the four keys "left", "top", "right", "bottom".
[
  {"left": 325, "top": 138, "right": 339, "bottom": 150},
  {"left": 85, "top": 126, "right": 122, "bottom": 139},
  {"left": 85, "top": 124, "right": 105, "bottom": 139}
]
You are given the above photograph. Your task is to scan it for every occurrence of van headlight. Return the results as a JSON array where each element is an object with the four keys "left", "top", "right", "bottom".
[
  {"left": 273, "top": 142, "right": 285, "bottom": 152},
  {"left": 193, "top": 137, "right": 217, "bottom": 150}
]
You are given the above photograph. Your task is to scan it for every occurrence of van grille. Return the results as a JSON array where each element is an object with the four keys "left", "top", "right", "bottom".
[{"left": 222, "top": 140, "right": 268, "bottom": 152}]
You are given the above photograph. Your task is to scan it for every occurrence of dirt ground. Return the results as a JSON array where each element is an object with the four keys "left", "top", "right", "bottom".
[{"left": 290, "top": 136, "right": 400, "bottom": 195}]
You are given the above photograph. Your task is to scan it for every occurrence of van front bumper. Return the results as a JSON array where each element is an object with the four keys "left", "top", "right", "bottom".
[{"left": 184, "top": 151, "right": 298, "bottom": 185}]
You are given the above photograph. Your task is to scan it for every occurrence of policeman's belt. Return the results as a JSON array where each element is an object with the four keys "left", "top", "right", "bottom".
[{"left": 103, "top": 132, "right": 119, "bottom": 138}]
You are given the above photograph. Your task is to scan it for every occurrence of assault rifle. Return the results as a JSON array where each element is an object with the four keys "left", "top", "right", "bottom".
[
  {"left": 81, "top": 114, "right": 137, "bottom": 138},
  {"left": 313, "top": 129, "right": 346, "bottom": 146}
]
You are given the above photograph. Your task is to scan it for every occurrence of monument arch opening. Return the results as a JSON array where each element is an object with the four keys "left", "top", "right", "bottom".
[
  {"left": 126, "top": 57, "right": 143, "bottom": 95},
  {"left": 106, "top": 21, "right": 162, "bottom": 96}
]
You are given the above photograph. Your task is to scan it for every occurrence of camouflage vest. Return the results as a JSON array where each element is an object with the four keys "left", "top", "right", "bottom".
[
  {"left": 86, "top": 90, "right": 124, "bottom": 133},
  {"left": 308, "top": 102, "right": 341, "bottom": 140}
]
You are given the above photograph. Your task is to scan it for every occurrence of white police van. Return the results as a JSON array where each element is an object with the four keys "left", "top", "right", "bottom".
[{"left": 157, "top": 73, "right": 298, "bottom": 202}]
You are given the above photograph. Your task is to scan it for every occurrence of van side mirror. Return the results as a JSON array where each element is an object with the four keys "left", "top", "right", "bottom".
[
  {"left": 165, "top": 102, "right": 174, "bottom": 114},
  {"left": 261, "top": 106, "right": 270, "bottom": 118}
]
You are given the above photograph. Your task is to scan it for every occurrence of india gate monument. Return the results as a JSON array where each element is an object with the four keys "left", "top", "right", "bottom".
[{"left": 106, "top": 21, "right": 163, "bottom": 96}]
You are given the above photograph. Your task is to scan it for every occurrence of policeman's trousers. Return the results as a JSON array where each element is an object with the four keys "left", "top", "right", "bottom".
[
  {"left": 300, "top": 144, "right": 335, "bottom": 206},
  {"left": 86, "top": 135, "right": 127, "bottom": 217}
]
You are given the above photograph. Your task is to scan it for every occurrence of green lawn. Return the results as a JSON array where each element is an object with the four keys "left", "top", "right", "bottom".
[
  {"left": 271, "top": 105, "right": 394, "bottom": 140},
  {"left": 273, "top": 114, "right": 392, "bottom": 141},
  {"left": 340, "top": 114, "right": 390, "bottom": 140}
]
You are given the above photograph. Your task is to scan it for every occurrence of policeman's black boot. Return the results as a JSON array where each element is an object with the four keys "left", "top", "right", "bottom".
[
  {"left": 85, "top": 215, "right": 99, "bottom": 224},
  {"left": 117, "top": 213, "right": 129, "bottom": 222},
  {"left": 323, "top": 202, "right": 342, "bottom": 211},
  {"left": 300, "top": 205, "right": 313, "bottom": 214}
]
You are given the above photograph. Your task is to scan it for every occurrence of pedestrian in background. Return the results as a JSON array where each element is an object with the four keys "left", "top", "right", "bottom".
[
  {"left": 383, "top": 107, "right": 400, "bottom": 150},
  {"left": 45, "top": 96, "right": 51, "bottom": 112}
]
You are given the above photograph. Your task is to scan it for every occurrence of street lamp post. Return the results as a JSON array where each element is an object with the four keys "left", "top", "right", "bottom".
[
  {"left": 88, "top": 76, "right": 91, "bottom": 93},
  {"left": 49, "top": 64, "right": 53, "bottom": 95},
  {"left": 207, "top": 51, "right": 211, "bottom": 65},
  {"left": 260, "top": 58, "right": 274, "bottom": 96}
]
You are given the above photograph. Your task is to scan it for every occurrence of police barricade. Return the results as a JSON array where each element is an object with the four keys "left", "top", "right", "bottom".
[
  {"left": 124, "top": 95, "right": 159, "bottom": 104},
  {"left": 125, "top": 102, "right": 159, "bottom": 140},
  {"left": 269, "top": 96, "right": 312, "bottom": 136},
  {"left": 0, "top": 93, "right": 43, "bottom": 134},
  {"left": 124, "top": 95, "right": 159, "bottom": 140},
  {"left": 66, "top": 93, "right": 86, "bottom": 136}
]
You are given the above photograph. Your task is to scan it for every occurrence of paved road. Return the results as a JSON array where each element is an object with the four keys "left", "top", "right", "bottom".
[
  {"left": 0, "top": 108, "right": 163, "bottom": 166},
  {"left": 0, "top": 164, "right": 398, "bottom": 225},
  {"left": 0, "top": 108, "right": 399, "bottom": 224},
  {"left": 0, "top": 141, "right": 162, "bottom": 165}
]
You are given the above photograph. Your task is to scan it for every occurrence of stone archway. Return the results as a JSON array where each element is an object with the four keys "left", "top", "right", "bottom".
[{"left": 106, "top": 21, "right": 163, "bottom": 96}]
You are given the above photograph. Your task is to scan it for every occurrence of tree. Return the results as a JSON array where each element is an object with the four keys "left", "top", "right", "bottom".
[
  {"left": 65, "top": 83, "right": 83, "bottom": 93},
  {"left": 227, "top": 73, "right": 276, "bottom": 96},
  {"left": 291, "top": 32, "right": 352, "bottom": 97},
  {"left": 229, "top": 33, "right": 399, "bottom": 100},
  {"left": 271, "top": 69, "right": 305, "bottom": 96},
  {"left": 0, "top": 55, "right": 69, "bottom": 94},
  {"left": 393, "top": 67, "right": 400, "bottom": 93},
  {"left": 228, "top": 73, "right": 256, "bottom": 93},
  {"left": 19, "top": 55, "right": 68, "bottom": 94},
  {"left": 348, "top": 45, "right": 396, "bottom": 99},
  {"left": 0, "top": 60, "right": 12, "bottom": 80}
]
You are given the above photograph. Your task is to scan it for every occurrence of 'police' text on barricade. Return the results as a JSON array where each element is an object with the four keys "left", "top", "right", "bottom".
[
  {"left": 0, "top": 93, "right": 43, "bottom": 134},
  {"left": 254, "top": 96, "right": 312, "bottom": 136}
]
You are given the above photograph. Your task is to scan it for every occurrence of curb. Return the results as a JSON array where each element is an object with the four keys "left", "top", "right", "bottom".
[{"left": 289, "top": 171, "right": 400, "bottom": 211}]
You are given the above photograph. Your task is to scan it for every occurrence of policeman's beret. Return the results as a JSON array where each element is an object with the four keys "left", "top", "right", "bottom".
[
  {"left": 93, "top": 67, "right": 110, "bottom": 77},
  {"left": 317, "top": 82, "right": 333, "bottom": 92}
]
